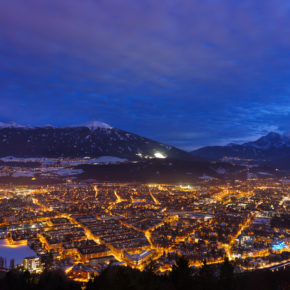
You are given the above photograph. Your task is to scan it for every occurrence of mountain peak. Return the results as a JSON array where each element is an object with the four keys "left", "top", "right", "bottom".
[
  {"left": 85, "top": 121, "right": 112, "bottom": 130},
  {"left": 0, "top": 121, "right": 113, "bottom": 131},
  {"left": 191, "top": 131, "right": 290, "bottom": 162},
  {"left": 244, "top": 132, "right": 288, "bottom": 150},
  {"left": 264, "top": 132, "right": 281, "bottom": 139},
  {"left": 0, "top": 121, "right": 28, "bottom": 129}
]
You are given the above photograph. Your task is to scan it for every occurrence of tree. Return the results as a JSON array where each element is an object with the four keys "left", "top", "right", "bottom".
[
  {"left": 198, "top": 259, "right": 216, "bottom": 290},
  {"left": 170, "top": 256, "right": 192, "bottom": 290},
  {"left": 0, "top": 270, "right": 32, "bottom": 290},
  {"left": 9, "top": 259, "right": 15, "bottom": 270},
  {"left": 144, "top": 259, "right": 158, "bottom": 275},
  {"left": 23, "top": 270, "right": 32, "bottom": 289},
  {"left": 219, "top": 257, "right": 235, "bottom": 290},
  {"left": 0, "top": 256, "right": 4, "bottom": 268},
  {"left": 36, "top": 270, "right": 81, "bottom": 290}
]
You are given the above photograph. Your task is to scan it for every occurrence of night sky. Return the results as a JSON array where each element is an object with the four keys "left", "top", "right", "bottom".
[{"left": 1, "top": 0, "right": 290, "bottom": 150}]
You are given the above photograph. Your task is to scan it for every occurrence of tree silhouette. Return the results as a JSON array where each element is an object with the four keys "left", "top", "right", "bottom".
[
  {"left": 219, "top": 257, "right": 235, "bottom": 290},
  {"left": 36, "top": 270, "right": 81, "bottom": 290},
  {"left": 9, "top": 259, "right": 15, "bottom": 270},
  {"left": 170, "top": 256, "right": 192, "bottom": 290},
  {"left": 198, "top": 259, "right": 216, "bottom": 290},
  {"left": 144, "top": 259, "right": 158, "bottom": 275}
]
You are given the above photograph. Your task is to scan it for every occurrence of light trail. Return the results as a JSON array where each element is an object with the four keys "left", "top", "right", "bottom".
[
  {"left": 93, "top": 185, "right": 98, "bottom": 200},
  {"left": 223, "top": 214, "right": 255, "bottom": 260},
  {"left": 148, "top": 188, "right": 160, "bottom": 205},
  {"left": 114, "top": 190, "right": 124, "bottom": 203}
]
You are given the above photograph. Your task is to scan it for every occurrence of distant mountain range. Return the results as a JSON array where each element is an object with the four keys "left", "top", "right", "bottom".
[
  {"left": 0, "top": 121, "right": 191, "bottom": 160},
  {"left": 0, "top": 123, "right": 288, "bottom": 182},
  {"left": 191, "top": 132, "right": 290, "bottom": 170}
]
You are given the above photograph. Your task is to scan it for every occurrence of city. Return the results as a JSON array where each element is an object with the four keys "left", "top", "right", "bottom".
[
  {"left": 2, "top": 0, "right": 290, "bottom": 288},
  {"left": 0, "top": 178, "right": 289, "bottom": 283}
]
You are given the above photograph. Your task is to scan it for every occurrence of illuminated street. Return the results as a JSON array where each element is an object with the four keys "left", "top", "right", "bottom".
[{"left": 0, "top": 178, "right": 289, "bottom": 281}]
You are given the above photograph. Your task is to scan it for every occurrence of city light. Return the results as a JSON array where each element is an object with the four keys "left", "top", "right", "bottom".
[
  {"left": 272, "top": 242, "right": 289, "bottom": 251},
  {"left": 154, "top": 152, "right": 167, "bottom": 159},
  {"left": 0, "top": 179, "right": 289, "bottom": 281}
]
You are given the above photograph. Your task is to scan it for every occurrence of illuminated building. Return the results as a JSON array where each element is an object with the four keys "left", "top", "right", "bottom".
[{"left": 23, "top": 257, "right": 42, "bottom": 273}]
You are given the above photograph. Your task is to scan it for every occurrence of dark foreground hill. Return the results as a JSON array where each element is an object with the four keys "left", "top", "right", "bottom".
[
  {"left": 75, "top": 158, "right": 245, "bottom": 183},
  {"left": 0, "top": 157, "right": 282, "bottom": 185},
  {"left": 0, "top": 258, "right": 289, "bottom": 290}
]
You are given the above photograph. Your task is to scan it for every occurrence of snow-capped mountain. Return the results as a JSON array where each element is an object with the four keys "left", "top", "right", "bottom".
[
  {"left": 191, "top": 132, "right": 290, "bottom": 163},
  {"left": 0, "top": 121, "right": 28, "bottom": 129},
  {"left": 243, "top": 132, "right": 290, "bottom": 149},
  {"left": 0, "top": 121, "right": 190, "bottom": 160}
]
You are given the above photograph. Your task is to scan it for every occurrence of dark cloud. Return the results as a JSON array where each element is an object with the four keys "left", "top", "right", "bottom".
[{"left": 1, "top": 0, "right": 290, "bottom": 150}]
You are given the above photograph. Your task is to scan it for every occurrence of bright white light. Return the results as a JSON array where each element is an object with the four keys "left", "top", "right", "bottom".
[
  {"left": 154, "top": 152, "right": 167, "bottom": 159},
  {"left": 180, "top": 185, "right": 192, "bottom": 190}
]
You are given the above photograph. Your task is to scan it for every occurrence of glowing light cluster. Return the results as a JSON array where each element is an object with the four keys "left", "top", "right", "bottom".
[
  {"left": 272, "top": 242, "right": 289, "bottom": 251},
  {"left": 154, "top": 152, "right": 166, "bottom": 159}
]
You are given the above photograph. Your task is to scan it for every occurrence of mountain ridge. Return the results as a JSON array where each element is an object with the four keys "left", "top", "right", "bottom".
[
  {"left": 191, "top": 132, "right": 290, "bottom": 166},
  {"left": 0, "top": 122, "right": 192, "bottom": 161}
]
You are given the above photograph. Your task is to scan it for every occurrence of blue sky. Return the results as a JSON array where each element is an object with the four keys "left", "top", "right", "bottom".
[{"left": 1, "top": 0, "right": 290, "bottom": 150}]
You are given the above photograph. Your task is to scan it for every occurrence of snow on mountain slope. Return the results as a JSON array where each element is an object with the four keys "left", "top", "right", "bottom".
[
  {"left": 244, "top": 132, "right": 290, "bottom": 149},
  {"left": 191, "top": 132, "right": 290, "bottom": 166},
  {"left": 0, "top": 122, "right": 27, "bottom": 129},
  {"left": 85, "top": 121, "right": 113, "bottom": 130},
  {"left": 0, "top": 122, "right": 191, "bottom": 160}
]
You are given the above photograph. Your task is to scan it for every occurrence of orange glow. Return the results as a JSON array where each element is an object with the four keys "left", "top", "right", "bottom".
[{"left": 3, "top": 238, "right": 27, "bottom": 248}]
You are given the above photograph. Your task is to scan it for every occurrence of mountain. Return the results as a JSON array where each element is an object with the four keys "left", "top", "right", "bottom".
[
  {"left": 0, "top": 121, "right": 191, "bottom": 160},
  {"left": 191, "top": 132, "right": 290, "bottom": 164}
]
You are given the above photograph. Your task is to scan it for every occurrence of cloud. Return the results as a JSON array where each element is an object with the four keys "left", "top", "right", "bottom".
[{"left": 1, "top": 0, "right": 290, "bottom": 149}]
